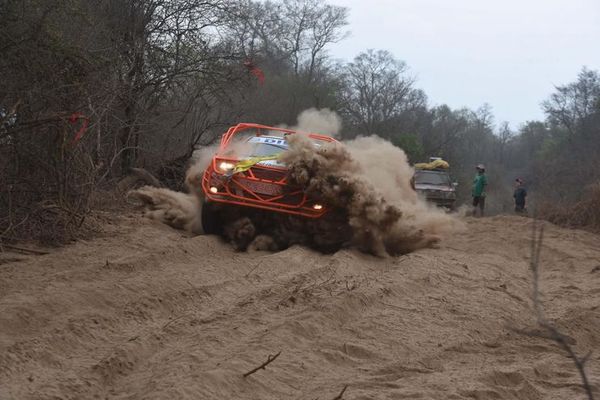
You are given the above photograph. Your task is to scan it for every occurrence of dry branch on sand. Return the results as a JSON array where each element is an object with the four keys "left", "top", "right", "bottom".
[
  {"left": 243, "top": 351, "right": 282, "bottom": 378},
  {"left": 331, "top": 385, "right": 348, "bottom": 399},
  {"left": 519, "top": 220, "right": 595, "bottom": 400},
  {"left": 0, "top": 244, "right": 49, "bottom": 255}
]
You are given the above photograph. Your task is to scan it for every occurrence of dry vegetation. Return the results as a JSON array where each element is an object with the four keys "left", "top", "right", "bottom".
[{"left": 538, "top": 184, "right": 600, "bottom": 233}]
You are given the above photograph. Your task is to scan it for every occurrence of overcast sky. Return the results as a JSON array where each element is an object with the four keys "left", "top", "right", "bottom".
[{"left": 328, "top": 0, "right": 600, "bottom": 129}]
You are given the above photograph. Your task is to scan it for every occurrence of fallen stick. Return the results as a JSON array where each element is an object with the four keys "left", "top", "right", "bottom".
[
  {"left": 243, "top": 351, "right": 281, "bottom": 378},
  {"left": 332, "top": 385, "right": 348, "bottom": 400},
  {"left": 1, "top": 244, "right": 49, "bottom": 255}
]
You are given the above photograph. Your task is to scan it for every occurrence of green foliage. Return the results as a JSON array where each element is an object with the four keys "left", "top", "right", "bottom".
[{"left": 390, "top": 133, "right": 425, "bottom": 163}]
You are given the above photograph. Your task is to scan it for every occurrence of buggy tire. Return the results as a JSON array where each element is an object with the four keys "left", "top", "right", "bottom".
[{"left": 201, "top": 201, "right": 221, "bottom": 235}]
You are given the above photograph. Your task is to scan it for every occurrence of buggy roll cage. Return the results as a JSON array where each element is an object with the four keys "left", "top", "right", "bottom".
[{"left": 201, "top": 123, "right": 338, "bottom": 218}]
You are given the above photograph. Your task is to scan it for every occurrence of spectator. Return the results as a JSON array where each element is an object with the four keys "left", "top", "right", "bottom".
[
  {"left": 472, "top": 164, "right": 487, "bottom": 217},
  {"left": 513, "top": 178, "right": 527, "bottom": 214}
]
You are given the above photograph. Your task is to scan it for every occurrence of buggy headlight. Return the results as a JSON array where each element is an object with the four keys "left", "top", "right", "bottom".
[{"left": 218, "top": 161, "right": 235, "bottom": 173}]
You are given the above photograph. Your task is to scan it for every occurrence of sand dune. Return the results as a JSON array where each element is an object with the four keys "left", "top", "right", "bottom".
[{"left": 1, "top": 215, "right": 599, "bottom": 399}]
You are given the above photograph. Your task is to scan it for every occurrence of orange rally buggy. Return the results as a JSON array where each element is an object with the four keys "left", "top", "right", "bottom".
[{"left": 199, "top": 123, "right": 337, "bottom": 233}]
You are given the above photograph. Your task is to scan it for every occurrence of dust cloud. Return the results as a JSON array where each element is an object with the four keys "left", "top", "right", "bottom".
[
  {"left": 128, "top": 187, "right": 203, "bottom": 234},
  {"left": 292, "top": 108, "right": 342, "bottom": 137},
  {"left": 128, "top": 152, "right": 211, "bottom": 235},
  {"left": 189, "top": 144, "right": 219, "bottom": 170},
  {"left": 131, "top": 109, "right": 462, "bottom": 256},
  {"left": 345, "top": 136, "right": 462, "bottom": 239},
  {"left": 280, "top": 134, "right": 461, "bottom": 255}
]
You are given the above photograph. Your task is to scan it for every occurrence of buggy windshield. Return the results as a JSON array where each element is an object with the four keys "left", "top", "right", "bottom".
[{"left": 246, "top": 142, "right": 287, "bottom": 157}]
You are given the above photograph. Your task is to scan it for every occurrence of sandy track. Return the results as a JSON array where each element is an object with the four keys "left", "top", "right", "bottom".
[{"left": 1, "top": 215, "right": 599, "bottom": 399}]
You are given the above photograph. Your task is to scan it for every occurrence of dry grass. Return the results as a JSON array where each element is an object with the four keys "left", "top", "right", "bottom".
[{"left": 538, "top": 183, "right": 600, "bottom": 232}]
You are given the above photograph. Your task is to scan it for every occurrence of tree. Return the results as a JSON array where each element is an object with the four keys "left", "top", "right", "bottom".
[
  {"left": 221, "top": 0, "right": 348, "bottom": 126},
  {"left": 533, "top": 68, "right": 600, "bottom": 201},
  {"left": 223, "top": 0, "right": 348, "bottom": 81},
  {"left": 542, "top": 67, "right": 600, "bottom": 137},
  {"left": 339, "top": 49, "right": 424, "bottom": 137},
  {"left": 496, "top": 121, "right": 513, "bottom": 164},
  {"left": 391, "top": 133, "right": 425, "bottom": 162},
  {"left": 99, "top": 0, "right": 242, "bottom": 171},
  {"left": 0, "top": 0, "right": 247, "bottom": 242},
  {"left": 420, "top": 105, "right": 468, "bottom": 158}
]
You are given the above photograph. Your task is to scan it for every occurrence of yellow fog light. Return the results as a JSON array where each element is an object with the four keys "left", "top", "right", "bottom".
[
  {"left": 209, "top": 186, "right": 219, "bottom": 194},
  {"left": 312, "top": 204, "right": 323, "bottom": 210}
]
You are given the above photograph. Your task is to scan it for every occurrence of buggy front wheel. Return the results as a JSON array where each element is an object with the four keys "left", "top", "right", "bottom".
[{"left": 201, "top": 200, "right": 221, "bottom": 235}]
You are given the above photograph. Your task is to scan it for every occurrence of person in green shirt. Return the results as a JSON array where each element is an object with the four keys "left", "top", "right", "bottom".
[{"left": 472, "top": 164, "right": 487, "bottom": 217}]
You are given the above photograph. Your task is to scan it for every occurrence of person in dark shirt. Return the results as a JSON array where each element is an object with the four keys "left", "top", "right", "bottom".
[{"left": 513, "top": 178, "right": 527, "bottom": 213}]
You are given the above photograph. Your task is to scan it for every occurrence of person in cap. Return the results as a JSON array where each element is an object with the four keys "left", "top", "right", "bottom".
[
  {"left": 513, "top": 178, "right": 527, "bottom": 214},
  {"left": 472, "top": 164, "right": 487, "bottom": 217}
]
